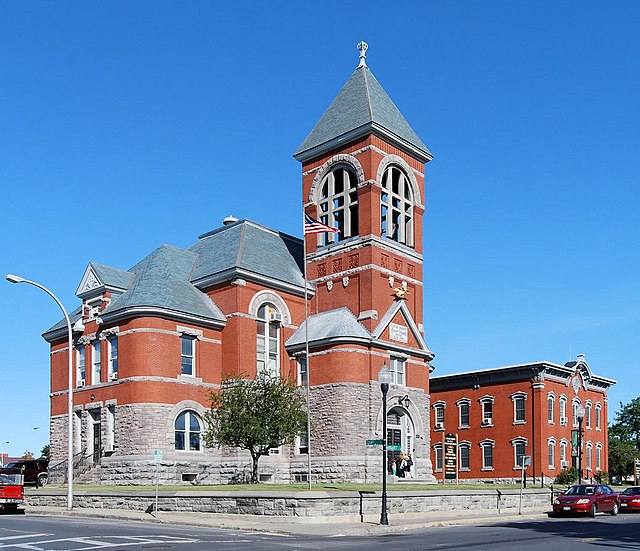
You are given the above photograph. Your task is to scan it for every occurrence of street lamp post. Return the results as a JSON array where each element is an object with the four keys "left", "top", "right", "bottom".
[
  {"left": 378, "top": 365, "right": 393, "bottom": 526},
  {"left": 576, "top": 405, "right": 586, "bottom": 484},
  {"left": 6, "top": 274, "right": 81, "bottom": 510}
]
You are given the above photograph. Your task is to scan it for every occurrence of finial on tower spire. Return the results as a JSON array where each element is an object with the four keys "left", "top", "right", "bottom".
[{"left": 356, "top": 41, "right": 368, "bottom": 68}]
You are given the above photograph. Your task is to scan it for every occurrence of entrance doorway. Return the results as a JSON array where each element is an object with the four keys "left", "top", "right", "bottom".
[
  {"left": 386, "top": 406, "right": 414, "bottom": 471},
  {"left": 89, "top": 409, "right": 101, "bottom": 462}
]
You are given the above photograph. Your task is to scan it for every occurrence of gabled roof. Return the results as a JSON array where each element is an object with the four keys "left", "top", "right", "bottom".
[
  {"left": 76, "top": 262, "right": 134, "bottom": 299},
  {"left": 371, "top": 300, "right": 432, "bottom": 358},
  {"left": 100, "top": 245, "right": 226, "bottom": 326},
  {"left": 294, "top": 65, "right": 432, "bottom": 163},
  {"left": 286, "top": 307, "right": 370, "bottom": 349},
  {"left": 189, "top": 219, "right": 310, "bottom": 296}
]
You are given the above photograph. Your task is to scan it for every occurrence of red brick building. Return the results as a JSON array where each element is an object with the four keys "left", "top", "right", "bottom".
[
  {"left": 429, "top": 355, "right": 615, "bottom": 483},
  {"left": 43, "top": 43, "right": 438, "bottom": 484}
]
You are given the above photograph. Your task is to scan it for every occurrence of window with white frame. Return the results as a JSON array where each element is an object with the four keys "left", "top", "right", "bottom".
[
  {"left": 433, "top": 402, "right": 445, "bottom": 430},
  {"left": 586, "top": 442, "right": 593, "bottom": 472},
  {"left": 76, "top": 346, "right": 86, "bottom": 386},
  {"left": 107, "top": 336, "right": 118, "bottom": 379},
  {"left": 459, "top": 442, "right": 471, "bottom": 470},
  {"left": 595, "top": 404, "right": 602, "bottom": 430},
  {"left": 297, "top": 357, "right": 307, "bottom": 387},
  {"left": 547, "top": 393, "right": 555, "bottom": 424},
  {"left": 479, "top": 396, "right": 494, "bottom": 426},
  {"left": 389, "top": 357, "right": 406, "bottom": 385},
  {"left": 381, "top": 165, "right": 414, "bottom": 246},
  {"left": 433, "top": 444, "right": 443, "bottom": 471},
  {"left": 559, "top": 396, "right": 567, "bottom": 425},
  {"left": 480, "top": 440, "right": 495, "bottom": 470},
  {"left": 92, "top": 341, "right": 101, "bottom": 385},
  {"left": 181, "top": 335, "right": 196, "bottom": 376},
  {"left": 457, "top": 399, "right": 470, "bottom": 428},
  {"left": 257, "top": 303, "right": 280, "bottom": 377},
  {"left": 512, "top": 438, "right": 527, "bottom": 468},
  {"left": 318, "top": 165, "right": 358, "bottom": 246},
  {"left": 512, "top": 392, "right": 527, "bottom": 424},
  {"left": 548, "top": 438, "right": 556, "bottom": 469},
  {"left": 174, "top": 410, "right": 202, "bottom": 451},
  {"left": 572, "top": 400, "right": 581, "bottom": 428},
  {"left": 560, "top": 439, "right": 568, "bottom": 466},
  {"left": 595, "top": 443, "right": 602, "bottom": 471},
  {"left": 585, "top": 401, "right": 592, "bottom": 429},
  {"left": 296, "top": 426, "right": 309, "bottom": 455}
]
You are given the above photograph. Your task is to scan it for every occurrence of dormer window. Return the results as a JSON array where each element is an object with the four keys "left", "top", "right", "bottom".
[
  {"left": 381, "top": 165, "right": 413, "bottom": 246},
  {"left": 318, "top": 166, "right": 358, "bottom": 246}
]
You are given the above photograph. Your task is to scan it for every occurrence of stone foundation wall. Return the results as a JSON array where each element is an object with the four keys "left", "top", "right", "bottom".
[{"left": 26, "top": 488, "right": 553, "bottom": 518}]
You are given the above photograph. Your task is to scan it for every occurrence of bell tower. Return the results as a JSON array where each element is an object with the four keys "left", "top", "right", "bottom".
[{"left": 294, "top": 42, "right": 433, "bottom": 335}]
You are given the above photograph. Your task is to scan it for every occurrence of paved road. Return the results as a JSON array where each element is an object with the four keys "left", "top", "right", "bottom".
[{"left": 1, "top": 512, "right": 639, "bottom": 550}]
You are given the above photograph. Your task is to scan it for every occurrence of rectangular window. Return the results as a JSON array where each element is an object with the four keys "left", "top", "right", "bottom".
[
  {"left": 514, "top": 397, "right": 526, "bottom": 423},
  {"left": 181, "top": 335, "right": 195, "bottom": 376},
  {"left": 482, "top": 445, "right": 493, "bottom": 469},
  {"left": 108, "top": 337, "right": 118, "bottom": 379},
  {"left": 586, "top": 405, "right": 592, "bottom": 428},
  {"left": 92, "top": 341, "right": 101, "bottom": 385},
  {"left": 548, "top": 443, "right": 555, "bottom": 469},
  {"left": 548, "top": 397, "right": 554, "bottom": 424},
  {"left": 390, "top": 357, "right": 406, "bottom": 386},
  {"left": 595, "top": 407, "right": 601, "bottom": 430},
  {"left": 459, "top": 402, "right": 470, "bottom": 427},
  {"left": 560, "top": 443, "right": 567, "bottom": 462},
  {"left": 586, "top": 446, "right": 592, "bottom": 471},
  {"left": 560, "top": 398, "right": 567, "bottom": 424},
  {"left": 297, "top": 357, "right": 308, "bottom": 387},
  {"left": 77, "top": 346, "right": 86, "bottom": 386},
  {"left": 596, "top": 447, "right": 602, "bottom": 471},
  {"left": 434, "top": 446, "right": 443, "bottom": 471},
  {"left": 106, "top": 405, "right": 116, "bottom": 452},
  {"left": 514, "top": 441, "right": 526, "bottom": 467},
  {"left": 297, "top": 427, "right": 309, "bottom": 455},
  {"left": 460, "top": 446, "right": 470, "bottom": 470},
  {"left": 482, "top": 402, "right": 493, "bottom": 424},
  {"left": 434, "top": 405, "right": 445, "bottom": 428}
]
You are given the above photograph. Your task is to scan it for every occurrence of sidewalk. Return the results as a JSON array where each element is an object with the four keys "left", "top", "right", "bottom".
[{"left": 24, "top": 505, "right": 552, "bottom": 536}]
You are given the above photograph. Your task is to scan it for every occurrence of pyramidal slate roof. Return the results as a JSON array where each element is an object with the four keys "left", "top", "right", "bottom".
[
  {"left": 294, "top": 65, "right": 431, "bottom": 162},
  {"left": 286, "top": 307, "right": 370, "bottom": 349},
  {"left": 90, "top": 262, "right": 134, "bottom": 291},
  {"left": 189, "top": 219, "right": 309, "bottom": 294},
  {"left": 100, "top": 245, "right": 225, "bottom": 326}
]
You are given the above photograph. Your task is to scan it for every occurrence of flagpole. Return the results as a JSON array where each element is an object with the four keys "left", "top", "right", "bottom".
[{"left": 302, "top": 210, "right": 312, "bottom": 490}]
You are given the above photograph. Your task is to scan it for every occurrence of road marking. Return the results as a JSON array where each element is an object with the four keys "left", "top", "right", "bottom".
[
  {"left": 0, "top": 536, "right": 48, "bottom": 542},
  {"left": 0, "top": 535, "right": 200, "bottom": 550}
]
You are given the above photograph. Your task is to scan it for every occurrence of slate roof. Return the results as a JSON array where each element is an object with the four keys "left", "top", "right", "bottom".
[
  {"left": 286, "top": 307, "right": 370, "bottom": 348},
  {"left": 99, "top": 244, "right": 226, "bottom": 325},
  {"left": 294, "top": 66, "right": 431, "bottom": 162},
  {"left": 189, "top": 219, "right": 309, "bottom": 293},
  {"left": 42, "top": 305, "right": 84, "bottom": 340},
  {"left": 90, "top": 262, "right": 134, "bottom": 291}
]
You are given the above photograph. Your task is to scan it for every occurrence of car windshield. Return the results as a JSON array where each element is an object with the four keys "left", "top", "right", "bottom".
[
  {"left": 1, "top": 462, "right": 18, "bottom": 469},
  {"left": 565, "top": 486, "right": 595, "bottom": 495},
  {"left": 622, "top": 487, "right": 640, "bottom": 495},
  {"left": 0, "top": 473, "right": 23, "bottom": 485}
]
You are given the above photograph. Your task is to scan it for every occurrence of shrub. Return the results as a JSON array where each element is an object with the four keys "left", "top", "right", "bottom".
[
  {"left": 555, "top": 467, "right": 578, "bottom": 485},
  {"left": 594, "top": 470, "right": 609, "bottom": 484}
]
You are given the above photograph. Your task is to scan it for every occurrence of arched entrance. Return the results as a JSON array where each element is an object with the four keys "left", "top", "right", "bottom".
[{"left": 386, "top": 406, "right": 414, "bottom": 469}]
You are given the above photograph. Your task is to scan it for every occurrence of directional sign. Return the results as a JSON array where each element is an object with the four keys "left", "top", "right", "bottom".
[
  {"left": 387, "top": 444, "right": 402, "bottom": 451},
  {"left": 366, "top": 439, "right": 383, "bottom": 446}
]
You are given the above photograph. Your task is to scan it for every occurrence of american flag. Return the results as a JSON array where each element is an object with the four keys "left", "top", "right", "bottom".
[{"left": 304, "top": 214, "right": 340, "bottom": 235}]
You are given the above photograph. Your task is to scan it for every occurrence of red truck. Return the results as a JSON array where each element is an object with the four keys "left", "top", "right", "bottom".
[{"left": 0, "top": 473, "right": 24, "bottom": 512}]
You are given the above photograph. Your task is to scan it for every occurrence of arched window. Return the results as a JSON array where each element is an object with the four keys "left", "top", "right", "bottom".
[
  {"left": 174, "top": 410, "right": 202, "bottom": 452},
  {"left": 547, "top": 393, "right": 555, "bottom": 424},
  {"left": 559, "top": 395, "right": 568, "bottom": 426},
  {"left": 548, "top": 438, "right": 556, "bottom": 469},
  {"left": 257, "top": 303, "right": 280, "bottom": 377},
  {"left": 585, "top": 442, "right": 593, "bottom": 472},
  {"left": 456, "top": 398, "right": 471, "bottom": 428},
  {"left": 318, "top": 166, "right": 358, "bottom": 246},
  {"left": 479, "top": 439, "right": 495, "bottom": 470},
  {"left": 511, "top": 437, "right": 528, "bottom": 468},
  {"left": 459, "top": 441, "right": 471, "bottom": 471},
  {"left": 511, "top": 392, "right": 527, "bottom": 424},
  {"left": 381, "top": 165, "right": 413, "bottom": 246}
]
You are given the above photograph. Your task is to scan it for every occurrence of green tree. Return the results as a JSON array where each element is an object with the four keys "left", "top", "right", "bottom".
[
  {"left": 40, "top": 444, "right": 50, "bottom": 460},
  {"left": 608, "top": 436, "right": 636, "bottom": 480},
  {"left": 610, "top": 397, "right": 640, "bottom": 452},
  {"left": 203, "top": 372, "right": 308, "bottom": 484}
]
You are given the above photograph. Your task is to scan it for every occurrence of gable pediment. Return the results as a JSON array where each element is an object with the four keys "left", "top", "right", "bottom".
[
  {"left": 76, "top": 265, "right": 103, "bottom": 299},
  {"left": 372, "top": 300, "right": 433, "bottom": 358}
]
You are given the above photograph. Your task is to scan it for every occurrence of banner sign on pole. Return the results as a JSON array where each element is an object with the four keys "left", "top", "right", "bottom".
[{"left": 444, "top": 433, "right": 458, "bottom": 481}]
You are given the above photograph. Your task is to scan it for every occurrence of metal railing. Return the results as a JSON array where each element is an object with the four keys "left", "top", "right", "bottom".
[{"left": 47, "top": 448, "right": 103, "bottom": 483}]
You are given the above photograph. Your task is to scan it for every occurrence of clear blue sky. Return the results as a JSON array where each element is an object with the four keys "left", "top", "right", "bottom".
[{"left": 1, "top": 1, "right": 638, "bottom": 459}]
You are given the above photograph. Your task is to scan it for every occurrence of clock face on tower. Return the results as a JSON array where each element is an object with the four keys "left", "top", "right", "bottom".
[{"left": 572, "top": 376, "right": 581, "bottom": 394}]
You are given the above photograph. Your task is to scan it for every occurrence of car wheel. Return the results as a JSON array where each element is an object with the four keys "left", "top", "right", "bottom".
[
  {"left": 611, "top": 502, "right": 619, "bottom": 516},
  {"left": 37, "top": 473, "right": 48, "bottom": 486},
  {"left": 590, "top": 503, "right": 597, "bottom": 518}
]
